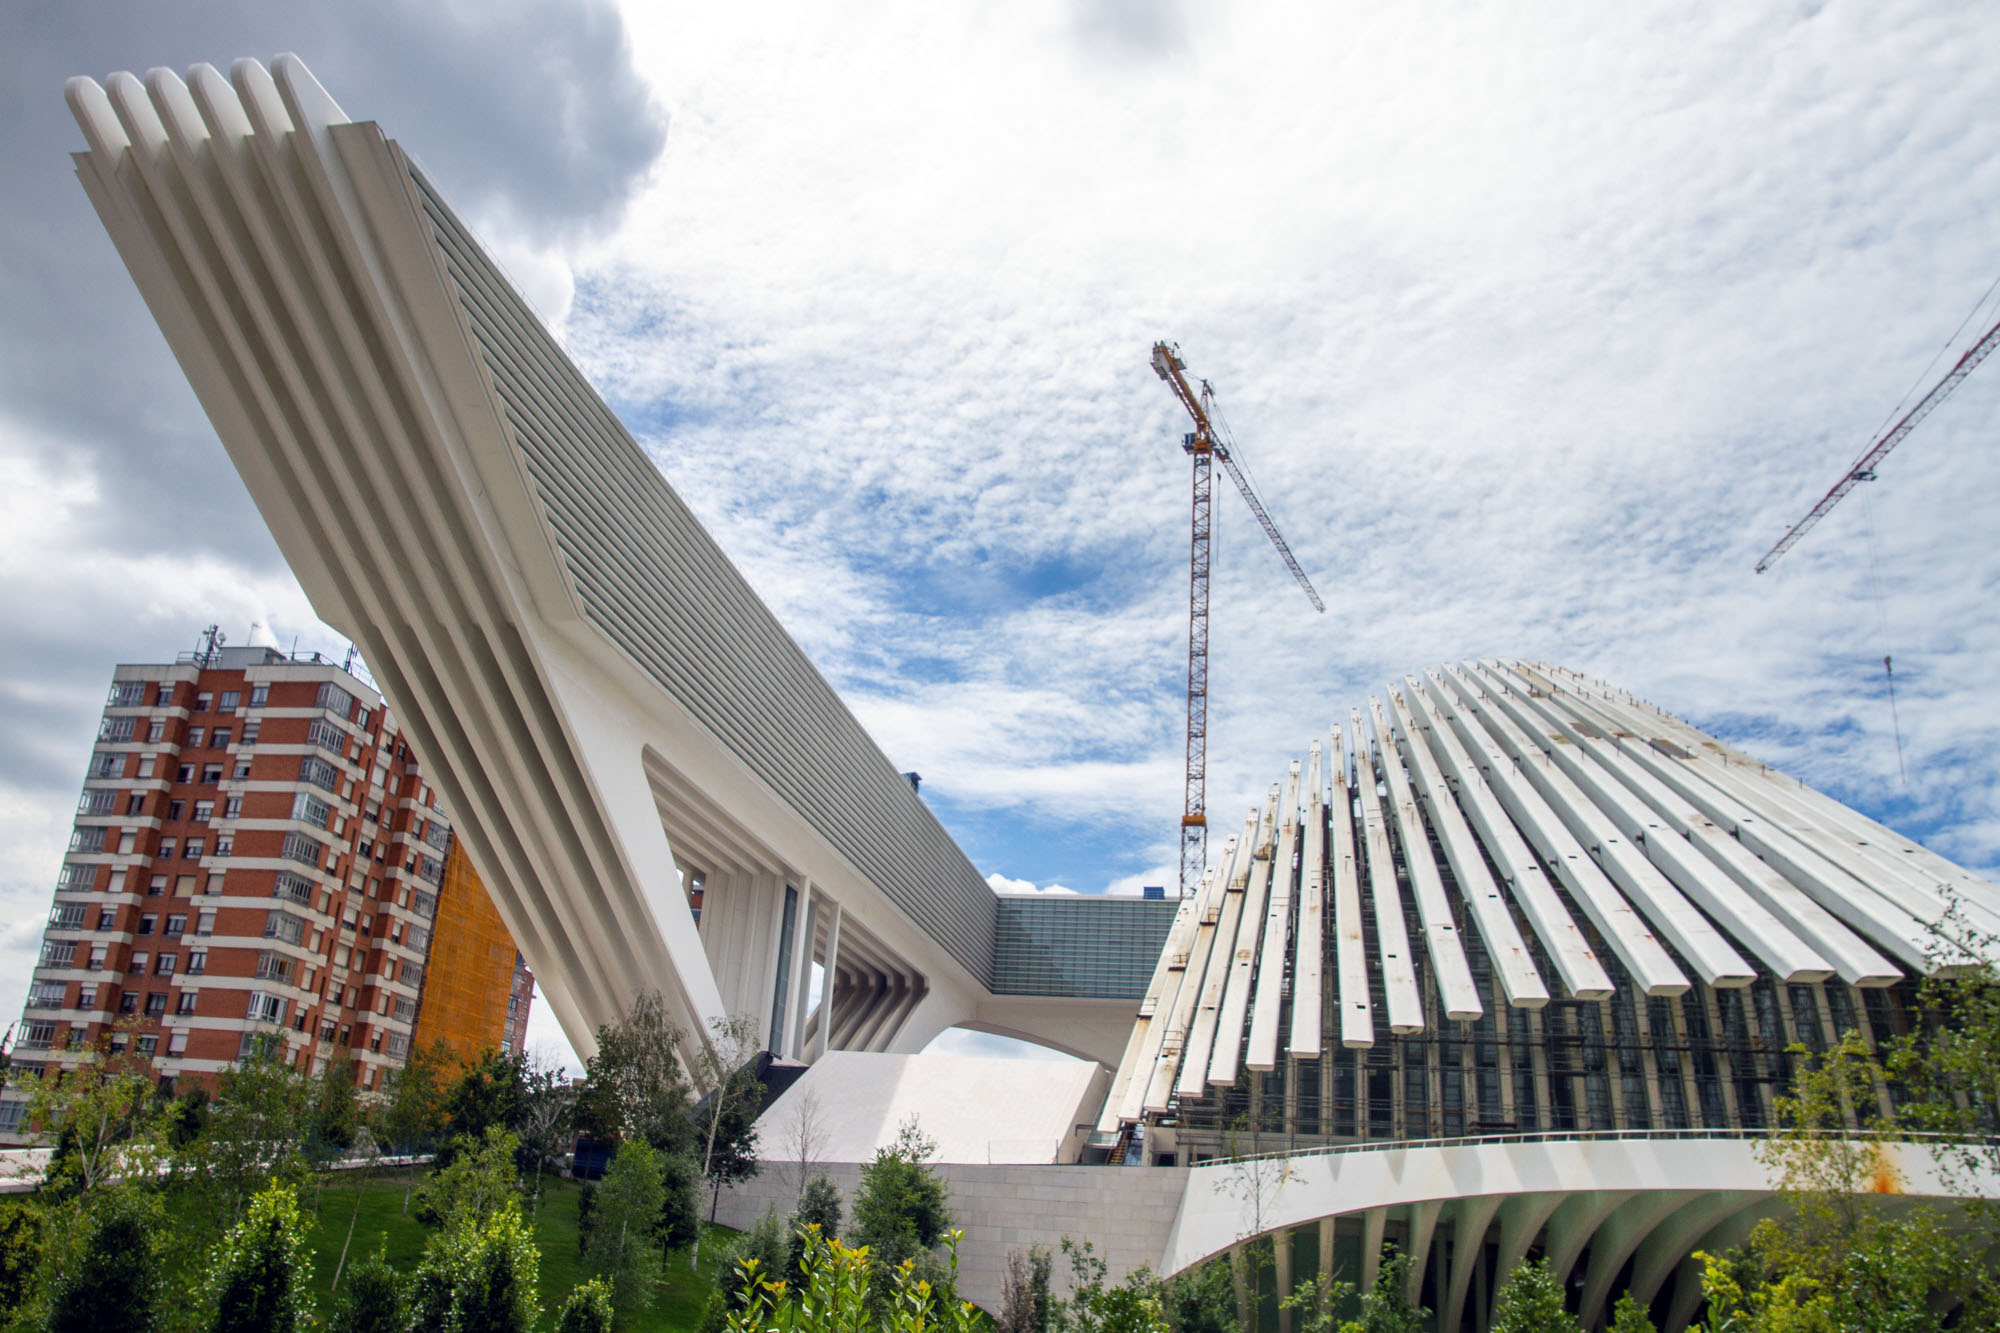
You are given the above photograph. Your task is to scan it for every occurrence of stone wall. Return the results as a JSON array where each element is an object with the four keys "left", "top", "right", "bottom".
[{"left": 714, "top": 1161, "right": 1192, "bottom": 1312}]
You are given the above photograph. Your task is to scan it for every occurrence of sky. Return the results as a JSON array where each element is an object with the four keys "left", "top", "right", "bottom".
[{"left": 3, "top": 1, "right": 1999, "bottom": 1075}]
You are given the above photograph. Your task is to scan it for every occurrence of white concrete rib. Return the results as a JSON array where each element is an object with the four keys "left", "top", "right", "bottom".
[
  {"left": 1101, "top": 885, "right": 1206, "bottom": 1129},
  {"left": 1329, "top": 723, "right": 1376, "bottom": 1046},
  {"left": 1518, "top": 668, "right": 1938, "bottom": 970},
  {"left": 1211, "top": 786, "right": 1282, "bottom": 1085},
  {"left": 1288, "top": 741, "right": 1327, "bottom": 1057},
  {"left": 1405, "top": 675, "right": 1612, "bottom": 1000},
  {"left": 1142, "top": 854, "right": 1230, "bottom": 1114},
  {"left": 1178, "top": 814, "right": 1259, "bottom": 1097},
  {"left": 1385, "top": 688, "right": 1549, "bottom": 1008},
  {"left": 1247, "top": 764, "right": 1301, "bottom": 1072},
  {"left": 1430, "top": 668, "right": 1700, "bottom": 994},
  {"left": 1368, "top": 699, "right": 1482, "bottom": 1021},
  {"left": 1353, "top": 710, "right": 1424, "bottom": 1033},
  {"left": 1485, "top": 661, "right": 1896, "bottom": 986}
]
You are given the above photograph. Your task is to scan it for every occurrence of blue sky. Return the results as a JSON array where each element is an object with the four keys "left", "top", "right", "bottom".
[{"left": 3, "top": 1, "right": 1999, "bottom": 1071}]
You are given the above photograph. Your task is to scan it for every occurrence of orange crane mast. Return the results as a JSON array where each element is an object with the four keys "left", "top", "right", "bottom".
[{"left": 1152, "top": 341, "right": 1324, "bottom": 898}]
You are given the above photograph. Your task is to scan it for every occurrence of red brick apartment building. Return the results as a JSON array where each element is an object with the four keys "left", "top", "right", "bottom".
[{"left": 1, "top": 637, "right": 508, "bottom": 1135}]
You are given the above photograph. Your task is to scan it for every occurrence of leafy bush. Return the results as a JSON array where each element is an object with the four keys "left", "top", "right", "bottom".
[{"left": 206, "top": 1180, "right": 314, "bottom": 1333}]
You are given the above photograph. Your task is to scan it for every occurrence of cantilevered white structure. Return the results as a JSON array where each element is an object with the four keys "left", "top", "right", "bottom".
[{"left": 63, "top": 56, "right": 1174, "bottom": 1067}]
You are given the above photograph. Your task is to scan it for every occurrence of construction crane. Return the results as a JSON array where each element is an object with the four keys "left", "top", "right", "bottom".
[
  {"left": 1755, "top": 310, "right": 2000, "bottom": 572},
  {"left": 1152, "top": 341, "right": 1324, "bottom": 898}
]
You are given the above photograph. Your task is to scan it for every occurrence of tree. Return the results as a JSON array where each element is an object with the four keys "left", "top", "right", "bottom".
[
  {"left": 779, "top": 1088, "right": 828, "bottom": 1203},
  {"left": 37, "top": 1185, "right": 165, "bottom": 1333},
  {"left": 1489, "top": 1259, "right": 1578, "bottom": 1333},
  {"left": 582, "top": 1140, "right": 667, "bottom": 1323},
  {"left": 788, "top": 1173, "right": 844, "bottom": 1277},
  {"left": 329, "top": 1241, "right": 403, "bottom": 1333},
  {"left": 1278, "top": 1269, "right": 1356, "bottom": 1333},
  {"left": 555, "top": 1277, "right": 616, "bottom": 1333},
  {"left": 438, "top": 1048, "right": 528, "bottom": 1166},
  {"left": 517, "top": 1049, "right": 576, "bottom": 1217},
  {"left": 1350, "top": 1247, "right": 1427, "bottom": 1333},
  {"left": 0, "top": 1196, "right": 46, "bottom": 1319},
  {"left": 417, "top": 1125, "right": 524, "bottom": 1231},
  {"left": 1606, "top": 1293, "right": 1656, "bottom": 1333},
  {"left": 998, "top": 1244, "right": 1054, "bottom": 1333},
  {"left": 1054, "top": 1239, "right": 1170, "bottom": 1333},
  {"left": 379, "top": 1039, "right": 450, "bottom": 1215},
  {"left": 180, "top": 1048, "right": 313, "bottom": 1225},
  {"left": 658, "top": 1148, "right": 705, "bottom": 1253},
  {"left": 576, "top": 991, "right": 694, "bottom": 1154},
  {"left": 1885, "top": 900, "right": 2000, "bottom": 1197},
  {"left": 852, "top": 1116, "right": 951, "bottom": 1271},
  {"left": 329, "top": 1125, "right": 382, "bottom": 1294},
  {"left": 407, "top": 1198, "right": 541, "bottom": 1333},
  {"left": 205, "top": 1180, "right": 314, "bottom": 1333},
  {"left": 689, "top": 1015, "right": 765, "bottom": 1269},
  {"left": 308, "top": 1051, "right": 360, "bottom": 1154},
  {"left": 23, "top": 1026, "right": 166, "bottom": 1197},
  {"left": 720, "top": 1228, "right": 983, "bottom": 1333}
]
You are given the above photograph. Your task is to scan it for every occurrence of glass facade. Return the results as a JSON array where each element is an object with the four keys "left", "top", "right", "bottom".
[{"left": 991, "top": 895, "right": 1180, "bottom": 999}]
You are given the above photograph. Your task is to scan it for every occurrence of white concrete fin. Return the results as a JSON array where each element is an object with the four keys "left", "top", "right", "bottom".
[
  {"left": 1367, "top": 697, "right": 1481, "bottom": 1020},
  {"left": 1289, "top": 740, "right": 1328, "bottom": 1056},
  {"left": 1247, "top": 762, "right": 1301, "bottom": 1071},
  {"left": 1178, "top": 814, "right": 1258, "bottom": 1097},
  {"left": 65, "top": 77, "right": 129, "bottom": 158},
  {"left": 1384, "top": 687, "right": 1548, "bottom": 1007},
  {"left": 1329, "top": 720, "right": 1376, "bottom": 1045},
  {"left": 1433, "top": 667, "right": 1707, "bottom": 993},
  {"left": 1211, "top": 788, "right": 1281, "bottom": 1085},
  {"left": 1354, "top": 708, "right": 1424, "bottom": 1033},
  {"left": 1407, "top": 673, "right": 1611, "bottom": 999},
  {"left": 1140, "top": 857, "right": 1228, "bottom": 1115}
]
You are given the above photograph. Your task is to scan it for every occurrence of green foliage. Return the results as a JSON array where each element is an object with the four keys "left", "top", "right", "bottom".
[
  {"left": 1054, "top": 1240, "right": 1169, "bottom": 1333},
  {"left": 1489, "top": 1259, "right": 1577, "bottom": 1333},
  {"left": 381, "top": 1040, "right": 452, "bottom": 1215},
  {"left": 417, "top": 1126, "right": 524, "bottom": 1231},
  {"left": 0, "top": 1196, "right": 46, "bottom": 1319},
  {"left": 852, "top": 1117, "right": 952, "bottom": 1271},
  {"left": 1885, "top": 905, "right": 2000, "bottom": 1197},
  {"left": 329, "top": 1242, "right": 404, "bottom": 1333},
  {"left": 407, "top": 1198, "right": 542, "bottom": 1333},
  {"left": 23, "top": 1029, "right": 167, "bottom": 1197},
  {"left": 1279, "top": 1270, "right": 1355, "bottom": 1333},
  {"left": 438, "top": 1049, "right": 528, "bottom": 1167},
  {"left": 206, "top": 1180, "right": 315, "bottom": 1333},
  {"left": 518, "top": 1053, "right": 576, "bottom": 1215},
  {"left": 38, "top": 1186, "right": 164, "bottom": 1333},
  {"left": 555, "top": 1276, "right": 616, "bottom": 1333},
  {"left": 1154, "top": 1254, "right": 1236, "bottom": 1333},
  {"left": 720, "top": 1226, "right": 983, "bottom": 1333},
  {"left": 998, "top": 1243, "right": 1052, "bottom": 1333},
  {"left": 1343, "top": 1247, "right": 1427, "bottom": 1333},
  {"left": 583, "top": 1140, "right": 668, "bottom": 1321},
  {"left": 309, "top": 1052, "right": 360, "bottom": 1153},
  {"left": 787, "top": 1175, "right": 844, "bottom": 1278},
  {"left": 690, "top": 1016, "right": 765, "bottom": 1236},
  {"left": 1606, "top": 1293, "right": 1656, "bottom": 1333},
  {"left": 182, "top": 1050, "right": 314, "bottom": 1222},
  {"left": 657, "top": 1149, "right": 704, "bottom": 1253},
  {"left": 577, "top": 991, "right": 694, "bottom": 1155}
]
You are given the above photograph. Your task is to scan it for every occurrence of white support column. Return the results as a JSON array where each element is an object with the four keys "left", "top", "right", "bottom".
[
  {"left": 1405, "top": 1199, "right": 1442, "bottom": 1306},
  {"left": 787, "top": 886, "right": 820, "bottom": 1058},
  {"left": 1442, "top": 1194, "right": 1505, "bottom": 1333},
  {"left": 813, "top": 899, "right": 843, "bottom": 1059},
  {"left": 1360, "top": 1208, "right": 1387, "bottom": 1292}
]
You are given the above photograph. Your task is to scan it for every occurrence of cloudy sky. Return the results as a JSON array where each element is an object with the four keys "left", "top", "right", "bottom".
[{"left": 4, "top": 1, "right": 1998, "bottom": 1071}]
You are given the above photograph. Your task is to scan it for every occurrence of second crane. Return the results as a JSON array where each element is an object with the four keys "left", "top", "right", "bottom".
[{"left": 1152, "top": 341, "right": 1325, "bottom": 899}]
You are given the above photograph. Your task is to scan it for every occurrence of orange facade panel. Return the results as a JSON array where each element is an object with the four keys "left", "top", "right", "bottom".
[{"left": 413, "top": 842, "right": 533, "bottom": 1061}]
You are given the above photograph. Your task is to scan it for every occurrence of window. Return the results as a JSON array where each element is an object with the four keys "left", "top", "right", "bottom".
[
  {"left": 233, "top": 761, "right": 251, "bottom": 780},
  {"left": 424, "top": 821, "right": 451, "bottom": 851},
  {"left": 168, "top": 1030, "right": 189, "bottom": 1055},
  {"left": 196, "top": 691, "right": 213, "bottom": 712},
  {"left": 137, "top": 754, "right": 157, "bottom": 779},
  {"left": 20, "top": 1023, "right": 57, "bottom": 1051},
  {"left": 167, "top": 800, "right": 186, "bottom": 822},
  {"left": 127, "top": 951, "right": 147, "bottom": 974},
  {"left": 218, "top": 690, "right": 241, "bottom": 712},
  {"left": 95, "top": 909, "right": 116, "bottom": 930},
  {"left": 157, "top": 837, "right": 176, "bottom": 859},
  {"left": 125, "top": 792, "right": 146, "bottom": 816},
  {"left": 202, "top": 765, "right": 222, "bottom": 785},
  {"left": 176, "top": 765, "right": 193, "bottom": 783},
  {"left": 264, "top": 911, "right": 307, "bottom": 945},
  {"left": 153, "top": 683, "right": 174, "bottom": 707},
  {"left": 138, "top": 914, "right": 155, "bottom": 936},
  {"left": 186, "top": 949, "right": 207, "bottom": 975},
  {"left": 401, "top": 961, "right": 424, "bottom": 990},
  {"left": 316, "top": 682, "right": 355, "bottom": 716},
  {"left": 183, "top": 840, "right": 203, "bottom": 861},
  {"left": 118, "top": 831, "right": 137, "bottom": 855},
  {"left": 212, "top": 728, "right": 231, "bottom": 749},
  {"left": 291, "top": 793, "right": 332, "bottom": 828},
  {"left": 253, "top": 952, "right": 295, "bottom": 984},
  {"left": 384, "top": 1032, "right": 411, "bottom": 1059},
  {"left": 144, "top": 993, "right": 166, "bottom": 1017},
  {"left": 241, "top": 721, "right": 259, "bottom": 744},
  {"left": 146, "top": 874, "right": 165, "bottom": 896},
  {"left": 249, "top": 683, "right": 269, "bottom": 707},
  {"left": 176, "top": 993, "right": 197, "bottom": 1016},
  {"left": 164, "top": 914, "right": 186, "bottom": 936},
  {"left": 413, "top": 891, "right": 436, "bottom": 919},
  {"left": 147, "top": 719, "right": 166, "bottom": 743},
  {"left": 48, "top": 903, "right": 87, "bottom": 930},
  {"left": 94, "top": 752, "right": 125, "bottom": 779},
  {"left": 99, "top": 716, "right": 137, "bottom": 743},
  {"left": 155, "top": 953, "right": 176, "bottom": 975},
  {"left": 87, "top": 945, "right": 106, "bottom": 970},
  {"left": 299, "top": 757, "right": 339, "bottom": 793},
  {"left": 273, "top": 873, "right": 314, "bottom": 907},
  {"left": 77, "top": 983, "right": 97, "bottom": 1009},
  {"left": 195, "top": 911, "right": 215, "bottom": 936},
  {"left": 223, "top": 795, "right": 242, "bottom": 819},
  {"left": 77, "top": 788, "right": 116, "bottom": 816},
  {"left": 108, "top": 681, "right": 147, "bottom": 707},
  {"left": 186, "top": 727, "right": 205, "bottom": 748},
  {"left": 175, "top": 874, "right": 196, "bottom": 896},
  {"left": 214, "top": 837, "right": 232, "bottom": 858},
  {"left": 306, "top": 719, "right": 346, "bottom": 755},
  {"left": 67, "top": 826, "right": 103, "bottom": 853},
  {"left": 246, "top": 991, "right": 287, "bottom": 1024},
  {"left": 26, "top": 981, "right": 65, "bottom": 1009},
  {"left": 137, "top": 1034, "right": 159, "bottom": 1056},
  {"left": 192, "top": 801, "right": 212, "bottom": 823},
  {"left": 118, "top": 991, "right": 138, "bottom": 1014}
]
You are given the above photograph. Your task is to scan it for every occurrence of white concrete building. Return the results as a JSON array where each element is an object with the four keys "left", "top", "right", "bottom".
[{"left": 64, "top": 58, "right": 1998, "bottom": 1330}]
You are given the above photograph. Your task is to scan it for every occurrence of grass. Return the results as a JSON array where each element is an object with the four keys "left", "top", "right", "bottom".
[{"left": 303, "top": 1168, "right": 737, "bottom": 1331}]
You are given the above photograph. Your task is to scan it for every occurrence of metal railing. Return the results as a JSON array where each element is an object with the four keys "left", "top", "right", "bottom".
[{"left": 1196, "top": 1125, "right": 1985, "bottom": 1169}]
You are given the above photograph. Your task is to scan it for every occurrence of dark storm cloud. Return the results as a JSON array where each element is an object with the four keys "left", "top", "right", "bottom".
[{"left": 0, "top": 0, "right": 665, "bottom": 565}]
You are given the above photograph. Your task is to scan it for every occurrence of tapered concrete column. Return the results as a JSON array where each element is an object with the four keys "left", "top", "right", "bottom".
[
  {"left": 1492, "top": 1193, "right": 1565, "bottom": 1293},
  {"left": 1578, "top": 1193, "right": 1700, "bottom": 1328},
  {"left": 1545, "top": 1190, "right": 1636, "bottom": 1287},
  {"left": 1275, "top": 1227, "right": 1294, "bottom": 1333},
  {"left": 1442, "top": 1194, "right": 1504, "bottom": 1333},
  {"left": 813, "top": 899, "right": 843, "bottom": 1058},
  {"left": 1406, "top": 1199, "right": 1442, "bottom": 1305},
  {"left": 788, "top": 887, "right": 820, "bottom": 1058},
  {"left": 1318, "top": 1218, "right": 1336, "bottom": 1321},
  {"left": 1360, "top": 1207, "right": 1387, "bottom": 1292}
]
